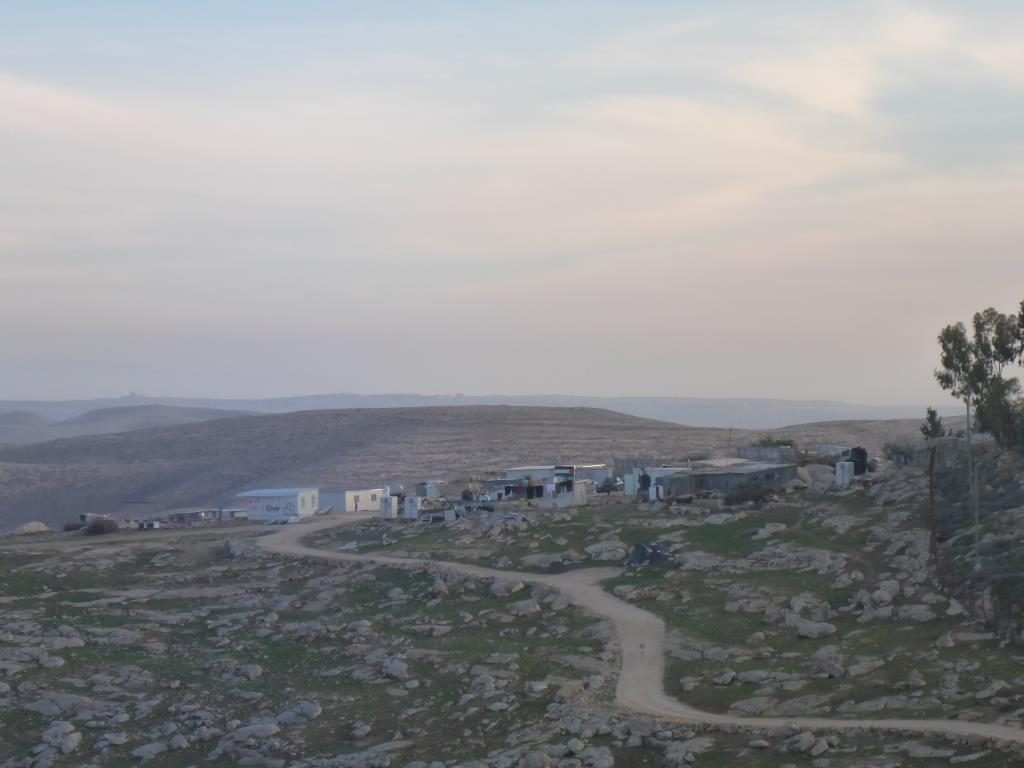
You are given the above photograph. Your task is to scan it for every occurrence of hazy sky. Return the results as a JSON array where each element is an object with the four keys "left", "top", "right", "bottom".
[{"left": 3, "top": 1, "right": 1023, "bottom": 405}]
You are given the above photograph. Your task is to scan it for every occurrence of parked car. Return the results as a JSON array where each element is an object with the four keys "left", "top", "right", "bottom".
[{"left": 597, "top": 477, "right": 624, "bottom": 494}]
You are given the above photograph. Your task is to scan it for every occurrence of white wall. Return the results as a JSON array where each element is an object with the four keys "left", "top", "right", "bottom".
[
  {"left": 344, "top": 489, "right": 384, "bottom": 513},
  {"left": 575, "top": 465, "right": 610, "bottom": 483},
  {"left": 297, "top": 489, "right": 318, "bottom": 516},
  {"left": 244, "top": 490, "right": 318, "bottom": 522}
]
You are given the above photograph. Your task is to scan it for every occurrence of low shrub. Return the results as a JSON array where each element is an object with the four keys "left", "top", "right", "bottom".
[{"left": 755, "top": 436, "right": 795, "bottom": 448}]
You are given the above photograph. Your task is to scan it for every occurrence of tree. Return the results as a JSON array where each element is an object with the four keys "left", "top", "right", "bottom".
[
  {"left": 935, "top": 303, "right": 1024, "bottom": 571},
  {"left": 969, "top": 308, "right": 1023, "bottom": 448},
  {"left": 920, "top": 406, "right": 947, "bottom": 565},
  {"left": 935, "top": 322, "right": 982, "bottom": 571},
  {"left": 975, "top": 375, "right": 1022, "bottom": 448},
  {"left": 920, "top": 406, "right": 948, "bottom": 440}
]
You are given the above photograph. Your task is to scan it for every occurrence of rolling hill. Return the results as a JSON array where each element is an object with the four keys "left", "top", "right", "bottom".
[
  {"left": 0, "top": 393, "right": 956, "bottom": 431},
  {"left": 0, "top": 404, "right": 253, "bottom": 447},
  {"left": 0, "top": 405, "right": 934, "bottom": 531}
]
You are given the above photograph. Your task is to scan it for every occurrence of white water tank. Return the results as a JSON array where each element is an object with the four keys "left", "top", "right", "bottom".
[
  {"left": 835, "top": 461, "right": 855, "bottom": 488},
  {"left": 403, "top": 496, "right": 422, "bottom": 520},
  {"left": 378, "top": 495, "right": 398, "bottom": 519}
]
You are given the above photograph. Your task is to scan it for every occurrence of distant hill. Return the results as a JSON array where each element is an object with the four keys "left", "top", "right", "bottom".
[
  {"left": 0, "top": 404, "right": 252, "bottom": 447},
  {"left": 0, "top": 405, "right": 933, "bottom": 531},
  {"left": 0, "top": 411, "right": 48, "bottom": 426},
  {"left": 57, "top": 404, "right": 252, "bottom": 429},
  {"left": 0, "top": 393, "right": 956, "bottom": 431}
]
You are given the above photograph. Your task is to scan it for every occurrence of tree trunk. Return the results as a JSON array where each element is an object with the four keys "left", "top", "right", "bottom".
[
  {"left": 928, "top": 444, "right": 939, "bottom": 569},
  {"left": 966, "top": 397, "right": 981, "bottom": 572}
]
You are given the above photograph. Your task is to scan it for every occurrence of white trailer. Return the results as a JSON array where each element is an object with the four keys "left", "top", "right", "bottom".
[{"left": 236, "top": 488, "right": 319, "bottom": 523}]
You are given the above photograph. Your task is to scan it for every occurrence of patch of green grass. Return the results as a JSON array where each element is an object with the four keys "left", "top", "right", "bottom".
[
  {"left": 0, "top": 710, "right": 49, "bottom": 759},
  {"left": 682, "top": 509, "right": 804, "bottom": 558}
]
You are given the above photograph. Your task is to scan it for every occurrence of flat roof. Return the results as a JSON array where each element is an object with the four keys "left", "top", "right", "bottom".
[
  {"left": 235, "top": 488, "right": 318, "bottom": 498},
  {"left": 668, "top": 462, "right": 796, "bottom": 477},
  {"left": 506, "top": 464, "right": 604, "bottom": 472}
]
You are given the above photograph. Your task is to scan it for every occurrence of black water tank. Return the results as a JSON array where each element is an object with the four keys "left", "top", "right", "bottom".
[{"left": 850, "top": 447, "right": 868, "bottom": 475}]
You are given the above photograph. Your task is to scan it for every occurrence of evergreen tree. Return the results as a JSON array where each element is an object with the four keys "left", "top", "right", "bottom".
[
  {"left": 920, "top": 406, "right": 947, "bottom": 440},
  {"left": 935, "top": 322, "right": 981, "bottom": 570}
]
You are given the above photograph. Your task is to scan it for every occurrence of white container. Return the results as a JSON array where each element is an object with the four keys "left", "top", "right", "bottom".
[
  {"left": 403, "top": 496, "right": 422, "bottom": 520},
  {"left": 835, "top": 461, "right": 855, "bottom": 488}
]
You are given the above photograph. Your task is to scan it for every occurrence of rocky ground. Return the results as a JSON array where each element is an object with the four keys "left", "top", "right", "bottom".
[
  {"left": 310, "top": 467, "right": 1024, "bottom": 761},
  {"left": 0, "top": 531, "right": 618, "bottom": 767},
  {"left": 3, "top": 466, "right": 1024, "bottom": 766}
]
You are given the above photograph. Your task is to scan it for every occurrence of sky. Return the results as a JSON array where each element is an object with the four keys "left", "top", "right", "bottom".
[{"left": 2, "top": 1, "right": 1023, "bottom": 405}]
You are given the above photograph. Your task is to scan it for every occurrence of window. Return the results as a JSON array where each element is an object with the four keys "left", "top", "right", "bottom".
[
  {"left": 371, "top": 494, "right": 378, "bottom": 502},
  {"left": 301, "top": 497, "right": 305, "bottom": 509},
  {"left": 353, "top": 495, "right": 360, "bottom": 504}
]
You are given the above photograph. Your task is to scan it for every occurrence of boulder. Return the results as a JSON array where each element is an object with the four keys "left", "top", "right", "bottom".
[
  {"left": 795, "top": 619, "right": 837, "bottom": 639},
  {"left": 896, "top": 604, "right": 938, "bottom": 623},
  {"left": 788, "top": 731, "right": 817, "bottom": 753},
  {"left": 713, "top": 670, "right": 736, "bottom": 686},
  {"left": 14, "top": 521, "right": 49, "bottom": 535},
  {"left": 490, "top": 579, "right": 525, "bottom": 598},
  {"left": 808, "top": 646, "right": 846, "bottom": 678},
  {"left": 131, "top": 741, "right": 168, "bottom": 760},
  {"left": 584, "top": 540, "right": 627, "bottom": 561},
  {"left": 900, "top": 741, "right": 955, "bottom": 759},
  {"left": 510, "top": 599, "right": 541, "bottom": 617},
  {"left": 382, "top": 658, "right": 410, "bottom": 681}
]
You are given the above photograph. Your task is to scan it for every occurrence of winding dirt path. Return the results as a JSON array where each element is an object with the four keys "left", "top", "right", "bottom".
[{"left": 261, "top": 516, "right": 1024, "bottom": 745}]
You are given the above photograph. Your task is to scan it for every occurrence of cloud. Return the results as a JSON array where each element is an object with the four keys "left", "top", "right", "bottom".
[
  {"left": 2, "top": 4, "right": 1024, "bottom": 402},
  {"left": 584, "top": 4, "right": 1024, "bottom": 121},
  {"left": 0, "top": 67, "right": 898, "bottom": 270}
]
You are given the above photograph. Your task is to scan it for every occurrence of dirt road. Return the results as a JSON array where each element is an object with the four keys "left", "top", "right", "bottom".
[{"left": 263, "top": 517, "right": 1024, "bottom": 745}]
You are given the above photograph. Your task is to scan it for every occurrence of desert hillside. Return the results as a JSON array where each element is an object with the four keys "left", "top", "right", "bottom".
[
  {"left": 0, "top": 405, "right": 933, "bottom": 531},
  {"left": 0, "top": 393, "right": 957, "bottom": 430},
  {"left": 0, "top": 404, "right": 252, "bottom": 447}
]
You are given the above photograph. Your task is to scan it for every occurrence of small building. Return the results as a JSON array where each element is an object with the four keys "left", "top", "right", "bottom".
[
  {"left": 415, "top": 480, "right": 443, "bottom": 498},
  {"left": 816, "top": 444, "right": 850, "bottom": 459},
  {"left": 235, "top": 488, "right": 319, "bottom": 523},
  {"left": 661, "top": 461, "right": 799, "bottom": 497},
  {"left": 164, "top": 508, "right": 219, "bottom": 526},
  {"left": 345, "top": 488, "right": 384, "bottom": 513},
  {"left": 737, "top": 445, "right": 798, "bottom": 463},
  {"left": 138, "top": 520, "right": 161, "bottom": 530},
  {"left": 480, "top": 478, "right": 524, "bottom": 501},
  {"left": 319, "top": 487, "right": 386, "bottom": 514},
  {"left": 624, "top": 466, "right": 689, "bottom": 497},
  {"left": 499, "top": 465, "right": 591, "bottom": 508},
  {"left": 572, "top": 464, "right": 611, "bottom": 483}
]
